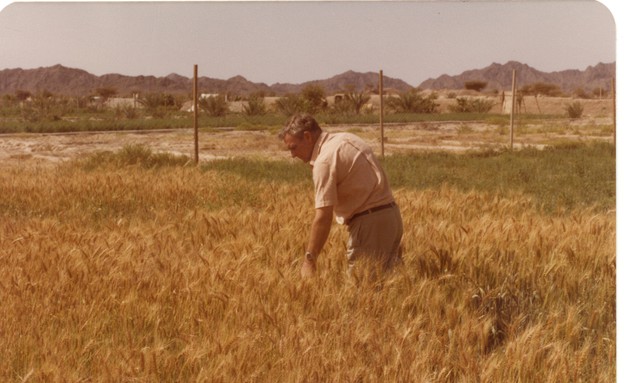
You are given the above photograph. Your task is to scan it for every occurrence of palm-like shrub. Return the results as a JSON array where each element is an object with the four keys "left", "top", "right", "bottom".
[
  {"left": 138, "top": 93, "right": 177, "bottom": 118},
  {"left": 565, "top": 101, "right": 584, "bottom": 119},
  {"left": 274, "top": 94, "right": 305, "bottom": 116},
  {"left": 449, "top": 97, "right": 495, "bottom": 113},
  {"left": 199, "top": 95, "right": 228, "bottom": 117},
  {"left": 387, "top": 89, "right": 438, "bottom": 113},
  {"left": 301, "top": 85, "right": 327, "bottom": 114},
  {"left": 243, "top": 95, "right": 266, "bottom": 116}
]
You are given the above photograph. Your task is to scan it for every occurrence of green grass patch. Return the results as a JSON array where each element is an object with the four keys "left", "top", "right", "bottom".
[
  {"left": 384, "top": 142, "right": 615, "bottom": 213},
  {"left": 206, "top": 142, "right": 614, "bottom": 213},
  {"left": 202, "top": 158, "right": 311, "bottom": 185},
  {"left": 79, "top": 144, "right": 192, "bottom": 170},
  {"left": 0, "top": 116, "right": 193, "bottom": 134},
  {"left": 1, "top": 111, "right": 568, "bottom": 134}
]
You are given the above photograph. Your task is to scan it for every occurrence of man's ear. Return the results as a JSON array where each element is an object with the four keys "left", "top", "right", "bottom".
[{"left": 303, "top": 130, "right": 312, "bottom": 143}]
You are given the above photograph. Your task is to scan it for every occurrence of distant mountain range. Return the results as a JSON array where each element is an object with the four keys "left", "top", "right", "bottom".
[
  {"left": 419, "top": 61, "right": 615, "bottom": 93},
  {"left": 0, "top": 61, "right": 615, "bottom": 97}
]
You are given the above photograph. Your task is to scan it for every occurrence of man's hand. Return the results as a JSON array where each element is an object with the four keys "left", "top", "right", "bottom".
[
  {"left": 301, "top": 206, "right": 333, "bottom": 279},
  {"left": 301, "top": 252, "right": 317, "bottom": 278}
]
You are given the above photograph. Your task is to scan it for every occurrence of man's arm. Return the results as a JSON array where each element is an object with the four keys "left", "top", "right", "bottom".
[{"left": 301, "top": 205, "right": 333, "bottom": 277}]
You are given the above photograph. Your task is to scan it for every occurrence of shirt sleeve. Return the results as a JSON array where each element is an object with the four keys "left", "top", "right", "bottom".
[{"left": 312, "top": 158, "right": 338, "bottom": 208}]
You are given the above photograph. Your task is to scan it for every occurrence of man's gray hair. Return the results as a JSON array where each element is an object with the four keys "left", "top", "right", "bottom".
[{"left": 278, "top": 113, "right": 321, "bottom": 139}]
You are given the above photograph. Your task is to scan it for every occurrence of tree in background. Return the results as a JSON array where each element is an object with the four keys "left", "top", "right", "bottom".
[
  {"left": 342, "top": 85, "right": 371, "bottom": 115},
  {"left": 301, "top": 84, "right": 327, "bottom": 114},
  {"left": 95, "top": 87, "right": 117, "bottom": 102},
  {"left": 519, "top": 82, "right": 562, "bottom": 97},
  {"left": 464, "top": 80, "right": 487, "bottom": 92}
]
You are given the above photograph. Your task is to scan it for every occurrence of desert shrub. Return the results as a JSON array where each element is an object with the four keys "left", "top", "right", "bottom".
[
  {"left": 565, "top": 101, "right": 584, "bottom": 119},
  {"left": 301, "top": 84, "right": 327, "bottom": 114},
  {"left": 274, "top": 94, "right": 305, "bottom": 116},
  {"left": 387, "top": 89, "right": 438, "bottom": 113},
  {"left": 115, "top": 105, "right": 140, "bottom": 120},
  {"left": 243, "top": 95, "right": 267, "bottom": 116},
  {"left": 329, "top": 91, "right": 371, "bottom": 116},
  {"left": 329, "top": 97, "right": 354, "bottom": 116},
  {"left": 139, "top": 94, "right": 161, "bottom": 115},
  {"left": 449, "top": 97, "right": 495, "bottom": 113},
  {"left": 18, "top": 92, "right": 73, "bottom": 122},
  {"left": 573, "top": 88, "right": 591, "bottom": 99},
  {"left": 328, "top": 85, "right": 373, "bottom": 115},
  {"left": 0, "top": 96, "right": 21, "bottom": 117},
  {"left": 139, "top": 93, "right": 177, "bottom": 118},
  {"left": 199, "top": 95, "right": 228, "bottom": 117}
]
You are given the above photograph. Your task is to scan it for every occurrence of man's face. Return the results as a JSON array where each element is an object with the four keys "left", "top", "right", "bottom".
[{"left": 283, "top": 132, "right": 314, "bottom": 163}]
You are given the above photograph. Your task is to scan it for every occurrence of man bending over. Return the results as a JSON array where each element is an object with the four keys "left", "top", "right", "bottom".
[{"left": 279, "top": 113, "right": 403, "bottom": 278}]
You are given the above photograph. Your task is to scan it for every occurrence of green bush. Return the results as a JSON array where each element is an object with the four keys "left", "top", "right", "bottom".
[
  {"left": 301, "top": 84, "right": 327, "bottom": 114},
  {"left": 565, "top": 101, "right": 584, "bottom": 119},
  {"left": 386, "top": 89, "right": 438, "bottom": 113},
  {"left": 243, "top": 95, "right": 267, "bottom": 116},
  {"left": 449, "top": 97, "right": 495, "bottom": 113},
  {"left": 199, "top": 95, "right": 228, "bottom": 117},
  {"left": 115, "top": 105, "right": 140, "bottom": 120},
  {"left": 274, "top": 94, "right": 305, "bottom": 116}
]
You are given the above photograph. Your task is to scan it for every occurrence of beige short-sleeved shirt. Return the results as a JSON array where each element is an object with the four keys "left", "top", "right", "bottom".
[{"left": 309, "top": 132, "right": 395, "bottom": 225}]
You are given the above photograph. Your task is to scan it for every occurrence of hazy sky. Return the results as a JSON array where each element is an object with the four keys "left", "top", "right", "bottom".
[{"left": 0, "top": 1, "right": 618, "bottom": 87}]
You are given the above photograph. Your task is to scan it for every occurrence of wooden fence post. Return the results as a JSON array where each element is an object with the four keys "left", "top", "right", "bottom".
[
  {"left": 193, "top": 64, "right": 199, "bottom": 165},
  {"left": 379, "top": 70, "right": 385, "bottom": 159},
  {"left": 613, "top": 77, "right": 616, "bottom": 145},
  {"left": 510, "top": 69, "right": 517, "bottom": 151}
]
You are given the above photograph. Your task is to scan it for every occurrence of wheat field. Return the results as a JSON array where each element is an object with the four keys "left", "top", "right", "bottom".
[{"left": 0, "top": 154, "right": 615, "bottom": 382}]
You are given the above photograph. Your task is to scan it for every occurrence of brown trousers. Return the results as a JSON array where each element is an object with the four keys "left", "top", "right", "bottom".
[{"left": 346, "top": 204, "right": 403, "bottom": 276}]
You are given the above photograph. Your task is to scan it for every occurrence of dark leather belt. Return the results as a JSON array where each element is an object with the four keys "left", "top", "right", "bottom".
[{"left": 348, "top": 202, "right": 396, "bottom": 224}]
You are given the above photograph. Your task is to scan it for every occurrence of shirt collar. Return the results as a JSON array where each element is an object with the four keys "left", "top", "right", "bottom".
[{"left": 309, "top": 131, "right": 329, "bottom": 166}]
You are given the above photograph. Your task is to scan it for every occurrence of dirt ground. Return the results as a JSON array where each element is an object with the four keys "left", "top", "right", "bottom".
[{"left": 0, "top": 116, "right": 615, "bottom": 168}]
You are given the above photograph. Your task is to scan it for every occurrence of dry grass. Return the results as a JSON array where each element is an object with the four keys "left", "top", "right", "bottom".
[{"left": 0, "top": 158, "right": 615, "bottom": 382}]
